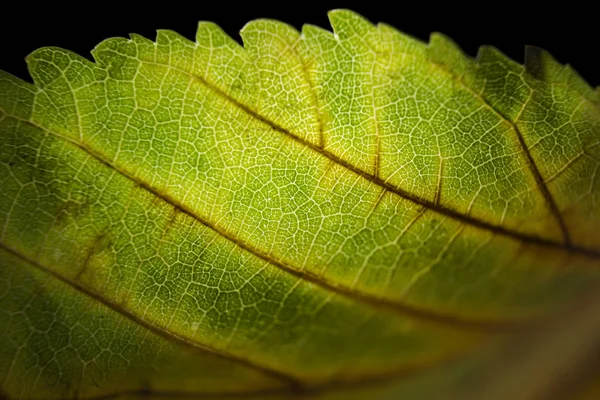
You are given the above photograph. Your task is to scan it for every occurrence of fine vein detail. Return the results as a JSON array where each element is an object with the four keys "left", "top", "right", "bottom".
[
  {"left": 1, "top": 12, "right": 599, "bottom": 398},
  {"left": 0, "top": 242, "right": 304, "bottom": 390},
  {"left": 141, "top": 61, "right": 595, "bottom": 256},
  {"left": 3, "top": 113, "right": 557, "bottom": 330}
]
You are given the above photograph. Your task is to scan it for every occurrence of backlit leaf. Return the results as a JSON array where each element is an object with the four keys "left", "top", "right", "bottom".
[{"left": 1, "top": 9, "right": 599, "bottom": 399}]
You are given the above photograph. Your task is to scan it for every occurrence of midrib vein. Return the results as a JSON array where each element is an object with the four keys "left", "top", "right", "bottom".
[
  {"left": 0, "top": 242, "right": 303, "bottom": 390},
  {"left": 142, "top": 59, "right": 597, "bottom": 257},
  {"left": 3, "top": 112, "right": 538, "bottom": 330}
]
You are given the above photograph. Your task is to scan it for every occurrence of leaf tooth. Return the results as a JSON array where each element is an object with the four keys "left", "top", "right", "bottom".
[
  {"left": 300, "top": 23, "right": 336, "bottom": 49},
  {"left": 156, "top": 28, "right": 191, "bottom": 46},
  {"left": 195, "top": 20, "right": 244, "bottom": 50},
  {"left": 475, "top": 45, "right": 524, "bottom": 74},
  {"left": 90, "top": 36, "right": 138, "bottom": 79},
  {"left": 240, "top": 19, "right": 300, "bottom": 50},
  {"left": 25, "top": 47, "right": 72, "bottom": 88},
  {"left": 375, "top": 23, "right": 428, "bottom": 59},
  {"left": 128, "top": 32, "right": 154, "bottom": 46},
  {"left": 524, "top": 45, "right": 600, "bottom": 106},
  {"left": 0, "top": 70, "right": 36, "bottom": 120},
  {"left": 427, "top": 32, "right": 473, "bottom": 80},
  {"left": 327, "top": 9, "right": 375, "bottom": 41}
]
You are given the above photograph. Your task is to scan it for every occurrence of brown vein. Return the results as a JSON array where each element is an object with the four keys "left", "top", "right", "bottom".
[
  {"left": 4, "top": 113, "right": 537, "bottom": 331},
  {"left": 142, "top": 59, "right": 597, "bottom": 257},
  {"left": 419, "top": 49, "right": 572, "bottom": 246},
  {"left": 0, "top": 240, "right": 483, "bottom": 399},
  {"left": 391, "top": 43, "right": 598, "bottom": 247},
  {"left": 371, "top": 58, "right": 382, "bottom": 179},
  {"left": 0, "top": 242, "right": 304, "bottom": 391},
  {"left": 508, "top": 115, "right": 572, "bottom": 246}
]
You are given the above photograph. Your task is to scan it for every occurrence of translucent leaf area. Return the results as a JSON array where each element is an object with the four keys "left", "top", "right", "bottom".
[{"left": 1, "top": 9, "right": 599, "bottom": 400}]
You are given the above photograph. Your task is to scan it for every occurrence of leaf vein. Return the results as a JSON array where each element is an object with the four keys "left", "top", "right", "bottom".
[
  {"left": 0, "top": 112, "right": 544, "bottom": 330},
  {"left": 0, "top": 241, "right": 304, "bottom": 390},
  {"left": 139, "top": 60, "right": 595, "bottom": 256}
]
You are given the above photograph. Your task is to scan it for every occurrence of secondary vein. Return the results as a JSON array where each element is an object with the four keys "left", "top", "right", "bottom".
[
  {"left": 0, "top": 241, "right": 304, "bottom": 390},
  {"left": 2, "top": 113, "right": 555, "bottom": 331},
  {"left": 140, "top": 60, "right": 597, "bottom": 257}
]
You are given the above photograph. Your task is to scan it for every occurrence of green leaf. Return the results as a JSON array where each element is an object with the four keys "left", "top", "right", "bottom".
[{"left": 1, "top": 9, "right": 599, "bottom": 399}]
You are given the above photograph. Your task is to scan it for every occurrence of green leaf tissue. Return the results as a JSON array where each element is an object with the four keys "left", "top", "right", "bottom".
[{"left": 1, "top": 9, "right": 599, "bottom": 400}]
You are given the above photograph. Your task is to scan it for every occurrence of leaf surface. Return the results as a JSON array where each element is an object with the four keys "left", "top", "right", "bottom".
[{"left": 0, "top": 9, "right": 599, "bottom": 399}]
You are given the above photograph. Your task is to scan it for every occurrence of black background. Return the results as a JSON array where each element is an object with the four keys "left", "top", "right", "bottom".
[{"left": 1, "top": 2, "right": 598, "bottom": 87}]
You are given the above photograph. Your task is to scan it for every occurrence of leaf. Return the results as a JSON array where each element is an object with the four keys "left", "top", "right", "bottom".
[{"left": 1, "top": 9, "right": 599, "bottom": 399}]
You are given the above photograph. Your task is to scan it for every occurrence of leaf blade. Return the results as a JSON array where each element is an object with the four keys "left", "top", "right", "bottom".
[{"left": 1, "top": 9, "right": 599, "bottom": 399}]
